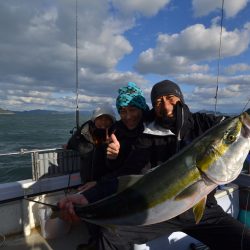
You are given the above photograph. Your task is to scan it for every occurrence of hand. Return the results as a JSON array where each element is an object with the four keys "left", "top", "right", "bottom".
[
  {"left": 77, "top": 181, "right": 97, "bottom": 192},
  {"left": 107, "top": 133, "right": 120, "bottom": 160},
  {"left": 58, "top": 194, "right": 89, "bottom": 223}
]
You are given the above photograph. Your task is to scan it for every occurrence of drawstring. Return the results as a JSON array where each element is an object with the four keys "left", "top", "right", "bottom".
[{"left": 175, "top": 103, "right": 185, "bottom": 153}]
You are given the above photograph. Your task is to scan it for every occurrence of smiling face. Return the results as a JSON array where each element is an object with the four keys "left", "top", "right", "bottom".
[
  {"left": 119, "top": 106, "right": 143, "bottom": 130},
  {"left": 154, "top": 95, "right": 181, "bottom": 119},
  {"left": 94, "top": 114, "right": 113, "bottom": 129}
]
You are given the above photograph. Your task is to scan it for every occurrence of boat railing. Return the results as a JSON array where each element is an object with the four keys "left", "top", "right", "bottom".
[
  {"left": 31, "top": 148, "right": 81, "bottom": 180},
  {"left": 0, "top": 148, "right": 81, "bottom": 181},
  {"left": 0, "top": 148, "right": 82, "bottom": 202}
]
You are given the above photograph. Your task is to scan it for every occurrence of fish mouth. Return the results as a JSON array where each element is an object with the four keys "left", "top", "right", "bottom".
[
  {"left": 197, "top": 111, "right": 250, "bottom": 185},
  {"left": 242, "top": 109, "right": 250, "bottom": 138},
  {"left": 199, "top": 170, "right": 218, "bottom": 185}
]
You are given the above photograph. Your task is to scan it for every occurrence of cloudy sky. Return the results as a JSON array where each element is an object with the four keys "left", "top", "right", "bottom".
[{"left": 0, "top": 0, "right": 250, "bottom": 114}]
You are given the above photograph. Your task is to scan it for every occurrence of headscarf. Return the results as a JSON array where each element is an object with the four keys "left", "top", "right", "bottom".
[{"left": 116, "top": 82, "right": 149, "bottom": 112}]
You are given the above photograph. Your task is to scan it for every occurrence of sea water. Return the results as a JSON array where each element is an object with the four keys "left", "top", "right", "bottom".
[{"left": 0, "top": 112, "right": 88, "bottom": 183}]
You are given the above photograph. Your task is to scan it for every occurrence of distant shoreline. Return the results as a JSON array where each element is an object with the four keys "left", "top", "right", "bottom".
[
  {"left": 0, "top": 108, "right": 92, "bottom": 116},
  {"left": 0, "top": 109, "right": 15, "bottom": 115}
]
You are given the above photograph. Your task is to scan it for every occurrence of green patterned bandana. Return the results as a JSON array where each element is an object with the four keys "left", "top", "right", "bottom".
[{"left": 116, "top": 82, "right": 149, "bottom": 113}]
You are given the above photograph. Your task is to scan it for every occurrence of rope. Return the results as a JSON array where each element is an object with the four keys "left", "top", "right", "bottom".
[{"left": 214, "top": 0, "right": 224, "bottom": 115}]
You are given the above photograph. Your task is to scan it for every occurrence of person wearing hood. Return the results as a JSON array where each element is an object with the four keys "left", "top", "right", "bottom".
[
  {"left": 77, "top": 81, "right": 149, "bottom": 191},
  {"left": 66, "top": 103, "right": 116, "bottom": 183},
  {"left": 63, "top": 82, "right": 149, "bottom": 250}
]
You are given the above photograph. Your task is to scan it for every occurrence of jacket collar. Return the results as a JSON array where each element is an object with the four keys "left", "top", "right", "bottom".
[
  {"left": 80, "top": 121, "right": 94, "bottom": 143},
  {"left": 143, "top": 121, "right": 175, "bottom": 136}
]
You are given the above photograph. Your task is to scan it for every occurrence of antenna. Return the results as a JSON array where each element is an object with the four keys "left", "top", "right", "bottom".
[
  {"left": 75, "top": 0, "right": 80, "bottom": 129},
  {"left": 214, "top": 0, "right": 224, "bottom": 115}
]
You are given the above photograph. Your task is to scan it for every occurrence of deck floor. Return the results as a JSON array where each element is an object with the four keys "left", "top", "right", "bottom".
[{"left": 3, "top": 222, "right": 89, "bottom": 250}]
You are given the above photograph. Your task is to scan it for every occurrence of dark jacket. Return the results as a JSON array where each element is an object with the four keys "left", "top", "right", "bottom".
[
  {"left": 83, "top": 119, "right": 145, "bottom": 202},
  {"left": 67, "top": 121, "right": 109, "bottom": 183},
  {"left": 105, "top": 104, "right": 226, "bottom": 206},
  {"left": 85, "top": 105, "right": 225, "bottom": 206},
  {"left": 83, "top": 104, "right": 226, "bottom": 205},
  {"left": 103, "top": 120, "right": 145, "bottom": 179}
]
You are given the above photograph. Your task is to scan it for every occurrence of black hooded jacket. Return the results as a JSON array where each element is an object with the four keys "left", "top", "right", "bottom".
[
  {"left": 83, "top": 104, "right": 227, "bottom": 207},
  {"left": 67, "top": 120, "right": 110, "bottom": 182},
  {"left": 104, "top": 104, "right": 224, "bottom": 173},
  {"left": 104, "top": 119, "right": 145, "bottom": 177},
  {"left": 98, "top": 103, "right": 226, "bottom": 206}
]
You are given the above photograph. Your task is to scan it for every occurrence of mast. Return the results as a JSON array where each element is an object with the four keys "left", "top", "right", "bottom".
[{"left": 75, "top": 0, "right": 80, "bottom": 129}]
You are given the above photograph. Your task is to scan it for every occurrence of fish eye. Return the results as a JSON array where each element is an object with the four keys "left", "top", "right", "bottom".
[{"left": 225, "top": 133, "right": 236, "bottom": 143}]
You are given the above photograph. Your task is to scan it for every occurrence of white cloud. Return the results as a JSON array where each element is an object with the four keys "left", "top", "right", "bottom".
[
  {"left": 0, "top": 1, "right": 249, "bottom": 114},
  {"left": 176, "top": 72, "right": 250, "bottom": 87},
  {"left": 193, "top": 84, "right": 242, "bottom": 98},
  {"left": 0, "top": 0, "right": 142, "bottom": 111},
  {"left": 135, "top": 23, "right": 250, "bottom": 75},
  {"left": 79, "top": 18, "right": 133, "bottom": 72},
  {"left": 170, "top": 71, "right": 250, "bottom": 113},
  {"left": 175, "top": 73, "right": 218, "bottom": 85},
  {"left": 0, "top": 0, "right": 135, "bottom": 82},
  {"left": 224, "top": 63, "right": 250, "bottom": 74},
  {"left": 111, "top": 0, "right": 171, "bottom": 16},
  {"left": 192, "top": 0, "right": 249, "bottom": 18}
]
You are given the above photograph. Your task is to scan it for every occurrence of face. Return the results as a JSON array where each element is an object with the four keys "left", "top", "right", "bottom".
[
  {"left": 94, "top": 115, "right": 113, "bottom": 129},
  {"left": 154, "top": 95, "right": 181, "bottom": 118},
  {"left": 119, "top": 106, "right": 143, "bottom": 130}
]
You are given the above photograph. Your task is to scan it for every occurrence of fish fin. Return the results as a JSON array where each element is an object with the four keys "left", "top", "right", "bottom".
[
  {"left": 175, "top": 184, "right": 197, "bottom": 200},
  {"left": 192, "top": 196, "right": 207, "bottom": 224},
  {"left": 117, "top": 175, "right": 144, "bottom": 193}
]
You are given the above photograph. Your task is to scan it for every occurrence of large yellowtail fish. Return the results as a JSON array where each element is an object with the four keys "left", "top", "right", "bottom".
[{"left": 75, "top": 109, "right": 250, "bottom": 226}]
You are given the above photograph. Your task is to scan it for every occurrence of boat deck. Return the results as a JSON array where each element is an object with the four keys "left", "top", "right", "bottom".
[
  {"left": 3, "top": 223, "right": 89, "bottom": 250},
  {"left": 2, "top": 224, "right": 203, "bottom": 250},
  {"left": 1, "top": 183, "right": 241, "bottom": 250}
]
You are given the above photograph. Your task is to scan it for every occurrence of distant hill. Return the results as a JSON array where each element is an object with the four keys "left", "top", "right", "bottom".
[
  {"left": 197, "top": 110, "right": 236, "bottom": 116},
  {"left": 0, "top": 108, "right": 91, "bottom": 117},
  {"left": 197, "top": 109, "right": 223, "bottom": 115},
  {"left": 19, "top": 109, "right": 89, "bottom": 116},
  {"left": 17, "top": 109, "right": 62, "bottom": 115},
  {"left": 0, "top": 108, "right": 15, "bottom": 114}
]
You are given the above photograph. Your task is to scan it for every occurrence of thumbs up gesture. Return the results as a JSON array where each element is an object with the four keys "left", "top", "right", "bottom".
[{"left": 107, "top": 133, "right": 120, "bottom": 160}]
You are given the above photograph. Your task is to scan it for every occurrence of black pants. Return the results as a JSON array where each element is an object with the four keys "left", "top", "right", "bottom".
[{"left": 95, "top": 205, "right": 250, "bottom": 250}]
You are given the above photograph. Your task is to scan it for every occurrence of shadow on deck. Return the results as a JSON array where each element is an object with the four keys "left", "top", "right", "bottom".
[{"left": 3, "top": 222, "right": 89, "bottom": 250}]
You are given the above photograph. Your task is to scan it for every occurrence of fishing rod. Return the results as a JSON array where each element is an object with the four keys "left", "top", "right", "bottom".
[
  {"left": 24, "top": 197, "right": 60, "bottom": 211},
  {"left": 66, "top": 0, "right": 81, "bottom": 194},
  {"left": 214, "top": 0, "right": 224, "bottom": 115},
  {"left": 75, "top": 0, "right": 80, "bottom": 130},
  {"left": 24, "top": 196, "right": 85, "bottom": 215},
  {"left": 241, "top": 98, "right": 250, "bottom": 113}
]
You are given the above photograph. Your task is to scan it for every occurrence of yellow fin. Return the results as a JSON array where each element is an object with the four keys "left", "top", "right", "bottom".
[
  {"left": 175, "top": 184, "right": 198, "bottom": 200},
  {"left": 193, "top": 196, "right": 207, "bottom": 224}
]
